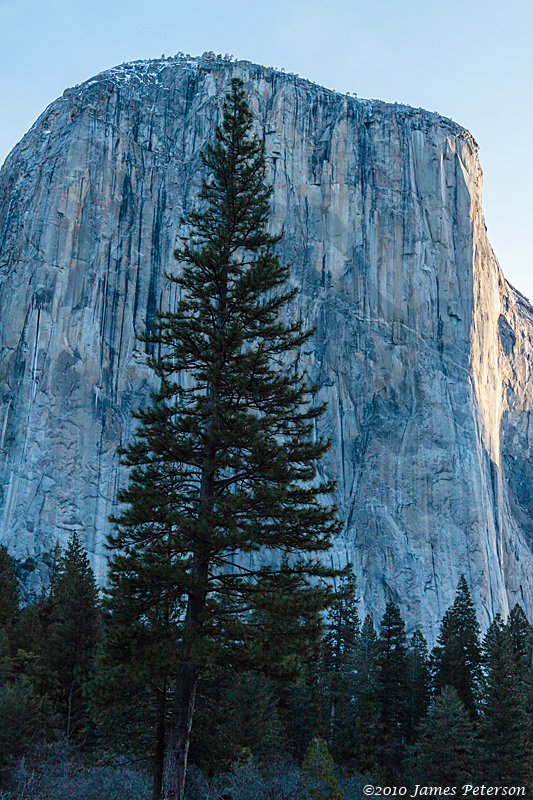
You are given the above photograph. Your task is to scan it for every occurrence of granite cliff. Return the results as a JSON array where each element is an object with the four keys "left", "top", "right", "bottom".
[{"left": 0, "top": 53, "right": 532, "bottom": 637}]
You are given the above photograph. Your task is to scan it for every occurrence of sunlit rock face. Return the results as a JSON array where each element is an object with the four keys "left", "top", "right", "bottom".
[{"left": 0, "top": 53, "right": 532, "bottom": 636}]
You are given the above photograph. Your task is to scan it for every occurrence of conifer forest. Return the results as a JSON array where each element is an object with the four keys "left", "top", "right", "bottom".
[
  {"left": 1, "top": 539, "right": 531, "bottom": 798},
  {"left": 0, "top": 80, "right": 531, "bottom": 799}
]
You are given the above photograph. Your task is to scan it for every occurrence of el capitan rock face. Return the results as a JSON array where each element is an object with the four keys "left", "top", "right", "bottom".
[{"left": 0, "top": 53, "right": 532, "bottom": 636}]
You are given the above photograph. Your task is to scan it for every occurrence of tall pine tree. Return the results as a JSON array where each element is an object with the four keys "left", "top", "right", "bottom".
[
  {"left": 405, "top": 629, "right": 430, "bottom": 743},
  {"left": 432, "top": 574, "right": 482, "bottom": 718},
  {"left": 406, "top": 686, "right": 476, "bottom": 786},
  {"left": 507, "top": 603, "right": 533, "bottom": 680},
  {"left": 44, "top": 532, "right": 99, "bottom": 739},
  {"left": 321, "top": 567, "right": 359, "bottom": 759},
  {"left": 376, "top": 601, "right": 408, "bottom": 776},
  {"left": 107, "top": 78, "right": 340, "bottom": 800},
  {"left": 352, "top": 614, "right": 379, "bottom": 775},
  {"left": 480, "top": 614, "right": 532, "bottom": 787}
]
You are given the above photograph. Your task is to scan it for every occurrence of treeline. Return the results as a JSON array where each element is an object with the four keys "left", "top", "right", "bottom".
[
  {"left": 0, "top": 536, "right": 532, "bottom": 795},
  {"left": 0, "top": 536, "right": 99, "bottom": 775}
]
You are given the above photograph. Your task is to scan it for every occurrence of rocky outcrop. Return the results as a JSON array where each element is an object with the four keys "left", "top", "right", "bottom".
[{"left": 0, "top": 53, "right": 532, "bottom": 636}]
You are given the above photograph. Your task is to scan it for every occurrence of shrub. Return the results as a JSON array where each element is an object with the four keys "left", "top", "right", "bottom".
[{"left": 8, "top": 741, "right": 150, "bottom": 800}]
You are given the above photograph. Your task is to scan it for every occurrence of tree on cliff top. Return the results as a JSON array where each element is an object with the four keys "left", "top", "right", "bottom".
[{"left": 106, "top": 78, "right": 341, "bottom": 800}]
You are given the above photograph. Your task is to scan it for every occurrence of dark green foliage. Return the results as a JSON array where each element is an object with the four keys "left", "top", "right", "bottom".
[
  {"left": 480, "top": 614, "right": 532, "bottom": 786},
  {"left": 283, "top": 661, "right": 323, "bottom": 763},
  {"left": 231, "top": 565, "right": 327, "bottom": 682},
  {"left": 353, "top": 615, "right": 378, "bottom": 702},
  {"left": 8, "top": 553, "right": 63, "bottom": 697},
  {"left": 88, "top": 617, "right": 169, "bottom": 761},
  {"left": 43, "top": 532, "right": 99, "bottom": 738},
  {"left": 406, "top": 686, "right": 476, "bottom": 785},
  {"left": 322, "top": 570, "right": 359, "bottom": 675},
  {"left": 508, "top": 603, "right": 533, "bottom": 678},
  {"left": 507, "top": 603, "right": 533, "bottom": 748},
  {"left": 321, "top": 569, "right": 359, "bottom": 759},
  {"left": 0, "top": 545, "right": 19, "bottom": 630},
  {"left": 13, "top": 600, "right": 45, "bottom": 659},
  {"left": 432, "top": 574, "right": 482, "bottom": 718},
  {"left": 9, "top": 563, "right": 533, "bottom": 796},
  {"left": 0, "top": 545, "right": 20, "bottom": 678},
  {"left": 0, "top": 677, "right": 57, "bottom": 785},
  {"left": 352, "top": 615, "right": 379, "bottom": 775},
  {"left": 87, "top": 583, "right": 176, "bottom": 800},
  {"left": 0, "top": 548, "right": 59, "bottom": 785},
  {"left": 189, "top": 668, "right": 285, "bottom": 775},
  {"left": 376, "top": 601, "right": 408, "bottom": 776},
  {"left": 405, "top": 629, "right": 430, "bottom": 742},
  {"left": 285, "top": 572, "right": 361, "bottom": 768},
  {"left": 106, "top": 78, "right": 341, "bottom": 799},
  {"left": 10, "top": 601, "right": 50, "bottom": 695}
]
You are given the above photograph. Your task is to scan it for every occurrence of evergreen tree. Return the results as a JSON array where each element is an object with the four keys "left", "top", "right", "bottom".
[
  {"left": 44, "top": 532, "right": 99, "bottom": 738},
  {"left": 480, "top": 615, "right": 532, "bottom": 786},
  {"left": 0, "top": 545, "right": 19, "bottom": 630},
  {"left": 432, "top": 575, "right": 482, "bottom": 718},
  {"left": 507, "top": 603, "right": 533, "bottom": 678},
  {"left": 352, "top": 615, "right": 379, "bottom": 775},
  {"left": 0, "top": 545, "right": 19, "bottom": 678},
  {"left": 0, "top": 677, "right": 56, "bottom": 787},
  {"left": 406, "top": 686, "right": 476, "bottom": 786},
  {"left": 11, "top": 601, "right": 49, "bottom": 694},
  {"left": 322, "top": 569, "right": 359, "bottom": 675},
  {"left": 237, "top": 564, "right": 327, "bottom": 681},
  {"left": 89, "top": 587, "right": 177, "bottom": 800},
  {"left": 189, "top": 667, "right": 285, "bottom": 775},
  {"left": 376, "top": 601, "right": 408, "bottom": 776},
  {"left": 250, "top": 568, "right": 326, "bottom": 765},
  {"left": 507, "top": 602, "right": 533, "bottom": 754},
  {"left": 353, "top": 615, "right": 378, "bottom": 702},
  {"left": 0, "top": 548, "right": 60, "bottom": 786},
  {"left": 107, "top": 78, "right": 340, "bottom": 800},
  {"left": 405, "top": 629, "right": 430, "bottom": 743},
  {"left": 285, "top": 679, "right": 322, "bottom": 763},
  {"left": 301, "top": 738, "right": 343, "bottom": 800},
  {"left": 321, "top": 568, "right": 359, "bottom": 759}
]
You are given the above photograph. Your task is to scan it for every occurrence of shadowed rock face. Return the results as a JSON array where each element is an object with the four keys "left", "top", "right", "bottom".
[{"left": 0, "top": 53, "right": 532, "bottom": 636}]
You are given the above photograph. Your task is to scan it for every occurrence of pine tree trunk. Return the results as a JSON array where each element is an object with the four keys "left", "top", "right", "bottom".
[
  {"left": 161, "top": 660, "right": 199, "bottom": 800},
  {"left": 161, "top": 456, "right": 211, "bottom": 800},
  {"left": 160, "top": 569, "right": 206, "bottom": 800},
  {"left": 152, "top": 682, "right": 167, "bottom": 800}
]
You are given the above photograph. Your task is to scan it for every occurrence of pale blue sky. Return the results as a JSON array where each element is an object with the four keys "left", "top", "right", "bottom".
[{"left": 1, "top": 0, "right": 532, "bottom": 298}]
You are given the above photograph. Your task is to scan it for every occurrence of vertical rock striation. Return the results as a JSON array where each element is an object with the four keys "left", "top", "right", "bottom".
[{"left": 0, "top": 54, "right": 531, "bottom": 635}]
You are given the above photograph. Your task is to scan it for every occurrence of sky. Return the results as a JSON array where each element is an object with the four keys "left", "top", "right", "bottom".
[{"left": 1, "top": 0, "right": 532, "bottom": 299}]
